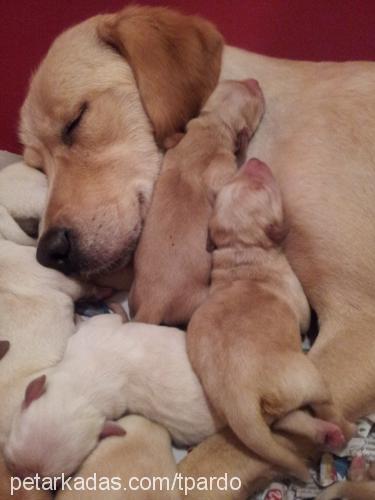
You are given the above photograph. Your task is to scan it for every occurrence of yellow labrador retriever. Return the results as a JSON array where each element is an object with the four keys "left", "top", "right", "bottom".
[{"left": 19, "top": 4, "right": 375, "bottom": 496}]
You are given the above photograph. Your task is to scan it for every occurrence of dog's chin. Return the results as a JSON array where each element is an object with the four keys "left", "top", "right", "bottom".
[
  {"left": 77, "top": 236, "right": 139, "bottom": 279},
  {"left": 75, "top": 244, "right": 136, "bottom": 280}
]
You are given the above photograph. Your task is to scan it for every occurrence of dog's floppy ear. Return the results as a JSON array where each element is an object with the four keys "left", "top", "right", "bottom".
[
  {"left": 0, "top": 340, "right": 10, "bottom": 361},
  {"left": 22, "top": 375, "right": 47, "bottom": 410},
  {"left": 99, "top": 420, "right": 126, "bottom": 440},
  {"left": 97, "top": 6, "right": 224, "bottom": 144}
]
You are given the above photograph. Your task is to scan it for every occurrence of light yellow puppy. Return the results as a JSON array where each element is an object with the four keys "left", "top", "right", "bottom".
[{"left": 56, "top": 415, "right": 181, "bottom": 500}]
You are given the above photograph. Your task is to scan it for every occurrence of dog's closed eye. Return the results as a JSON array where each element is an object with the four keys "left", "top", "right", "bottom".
[{"left": 62, "top": 102, "right": 88, "bottom": 146}]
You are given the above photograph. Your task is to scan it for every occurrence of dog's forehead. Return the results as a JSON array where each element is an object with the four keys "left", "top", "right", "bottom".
[{"left": 20, "top": 16, "right": 133, "bottom": 146}]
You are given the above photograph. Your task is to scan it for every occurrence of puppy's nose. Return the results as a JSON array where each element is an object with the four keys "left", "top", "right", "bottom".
[{"left": 37, "top": 227, "right": 72, "bottom": 274}]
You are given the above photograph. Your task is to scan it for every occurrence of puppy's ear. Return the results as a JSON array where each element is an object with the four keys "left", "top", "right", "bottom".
[
  {"left": 240, "top": 158, "right": 278, "bottom": 190},
  {"left": 241, "top": 158, "right": 272, "bottom": 178},
  {"left": 0, "top": 340, "right": 10, "bottom": 361},
  {"left": 97, "top": 6, "right": 224, "bottom": 145},
  {"left": 235, "top": 127, "right": 251, "bottom": 166},
  {"left": 99, "top": 420, "right": 126, "bottom": 440},
  {"left": 23, "top": 375, "right": 47, "bottom": 410}
]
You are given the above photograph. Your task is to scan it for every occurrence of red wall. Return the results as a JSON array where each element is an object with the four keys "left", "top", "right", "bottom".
[{"left": 1, "top": 0, "right": 375, "bottom": 153}]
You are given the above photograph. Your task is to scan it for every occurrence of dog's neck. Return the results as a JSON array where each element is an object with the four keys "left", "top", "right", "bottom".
[
  {"left": 211, "top": 245, "right": 282, "bottom": 280},
  {"left": 211, "top": 244, "right": 311, "bottom": 332},
  {"left": 187, "top": 114, "right": 237, "bottom": 152}
]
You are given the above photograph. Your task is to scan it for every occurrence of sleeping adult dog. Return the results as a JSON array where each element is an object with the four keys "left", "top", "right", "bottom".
[{"left": 20, "top": 4, "right": 375, "bottom": 497}]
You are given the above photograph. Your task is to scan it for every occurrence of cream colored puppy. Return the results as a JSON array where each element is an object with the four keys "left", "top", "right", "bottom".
[
  {"left": 0, "top": 240, "right": 104, "bottom": 447},
  {"left": 188, "top": 158, "right": 353, "bottom": 481},
  {"left": 4, "top": 315, "right": 220, "bottom": 479},
  {"left": 0, "top": 161, "right": 107, "bottom": 447},
  {"left": 0, "top": 454, "right": 52, "bottom": 500},
  {"left": 56, "top": 415, "right": 181, "bottom": 500},
  {"left": 130, "top": 79, "right": 264, "bottom": 325},
  {"left": 0, "top": 162, "right": 47, "bottom": 245}
]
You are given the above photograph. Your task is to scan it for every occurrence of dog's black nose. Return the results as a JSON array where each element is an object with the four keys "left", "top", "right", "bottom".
[{"left": 37, "top": 228, "right": 73, "bottom": 274}]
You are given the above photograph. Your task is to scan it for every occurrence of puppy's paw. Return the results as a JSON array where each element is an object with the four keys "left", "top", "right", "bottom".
[
  {"left": 348, "top": 454, "right": 367, "bottom": 481},
  {"left": 314, "top": 420, "right": 346, "bottom": 450}
]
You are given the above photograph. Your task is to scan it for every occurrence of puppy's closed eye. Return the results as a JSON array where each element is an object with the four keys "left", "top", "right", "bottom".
[
  {"left": 206, "top": 233, "right": 216, "bottom": 253},
  {"left": 62, "top": 102, "right": 88, "bottom": 146}
]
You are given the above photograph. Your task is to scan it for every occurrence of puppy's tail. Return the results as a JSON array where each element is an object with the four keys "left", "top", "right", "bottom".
[
  {"left": 227, "top": 402, "right": 310, "bottom": 482},
  {"left": 316, "top": 481, "right": 375, "bottom": 500}
]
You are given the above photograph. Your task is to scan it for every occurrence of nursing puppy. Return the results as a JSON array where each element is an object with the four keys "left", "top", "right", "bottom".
[
  {"left": 187, "top": 159, "right": 353, "bottom": 481},
  {"left": 130, "top": 79, "right": 264, "bottom": 325},
  {"left": 56, "top": 415, "right": 181, "bottom": 500},
  {"left": 5, "top": 314, "right": 349, "bottom": 480},
  {"left": 0, "top": 162, "right": 47, "bottom": 245},
  {"left": 4, "top": 315, "right": 220, "bottom": 479}
]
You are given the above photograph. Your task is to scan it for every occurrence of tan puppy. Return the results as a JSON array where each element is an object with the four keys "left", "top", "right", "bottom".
[
  {"left": 56, "top": 415, "right": 180, "bottom": 500},
  {"left": 188, "top": 158, "right": 352, "bottom": 481},
  {"left": 130, "top": 79, "right": 264, "bottom": 325}
]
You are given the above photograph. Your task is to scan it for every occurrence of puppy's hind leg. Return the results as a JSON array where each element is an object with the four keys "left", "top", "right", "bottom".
[
  {"left": 276, "top": 353, "right": 355, "bottom": 442},
  {"left": 225, "top": 398, "right": 310, "bottom": 481},
  {"left": 273, "top": 410, "right": 346, "bottom": 450}
]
